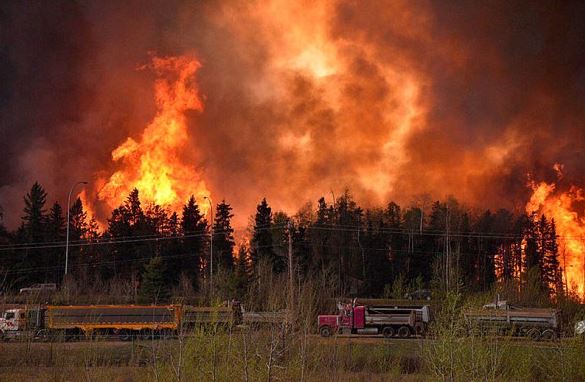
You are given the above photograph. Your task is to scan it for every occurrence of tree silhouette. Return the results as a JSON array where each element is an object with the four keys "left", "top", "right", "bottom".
[
  {"left": 212, "top": 200, "right": 235, "bottom": 273},
  {"left": 250, "top": 198, "right": 280, "bottom": 273},
  {"left": 179, "top": 196, "right": 207, "bottom": 288},
  {"left": 139, "top": 256, "right": 170, "bottom": 303},
  {"left": 47, "top": 202, "right": 66, "bottom": 282},
  {"left": 21, "top": 182, "right": 48, "bottom": 284}
]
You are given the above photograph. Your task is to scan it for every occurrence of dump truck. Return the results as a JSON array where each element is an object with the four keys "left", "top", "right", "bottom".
[
  {"left": 463, "top": 301, "right": 560, "bottom": 341},
  {"left": 0, "top": 305, "right": 181, "bottom": 341},
  {"left": 318, "top": 301, "right": 431, "bottom": 338},
  {"left": 182, "top": 305, "right": 237, "bottom": 328}
]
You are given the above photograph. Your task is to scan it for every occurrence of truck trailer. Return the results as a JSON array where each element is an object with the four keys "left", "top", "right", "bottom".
[
  {"left": 0, "top": 302, "right": 287, "bottom": 341},
  {"left": 0, "top": 305, "right": 181, "bottom": 341},
  {"left": 463, "top": 302, "right": 560, "bottom": 341},
  {"left": 318, "top": 302, "right": 430, "bottom": 338}
]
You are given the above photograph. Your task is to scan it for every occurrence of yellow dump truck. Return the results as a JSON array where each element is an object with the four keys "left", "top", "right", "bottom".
[{"left": 0, "top": 305, "right": 181, "bottom": 341}]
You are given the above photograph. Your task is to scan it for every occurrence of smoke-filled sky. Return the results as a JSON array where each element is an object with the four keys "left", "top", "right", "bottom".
[{"left": 1, "top": 0, "right": 585, "bottom": 229}]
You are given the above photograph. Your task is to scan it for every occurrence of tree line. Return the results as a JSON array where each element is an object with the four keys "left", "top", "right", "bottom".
[{"left": 0, "top": 183, "right": 566, "bottom": 302}]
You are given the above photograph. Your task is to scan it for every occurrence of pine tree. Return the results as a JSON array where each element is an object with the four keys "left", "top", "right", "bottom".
[
  {"left": 524, "top": 213, "right": 541, "bottom": 276},
  {"left": 335, "top": 190, "right": 362, "bottom": 290},
  {"left": 21, "top": 182, "right": 48, "bottom": 284},
  {"left": 22, "top": 182, "right": 47, "bottom": 243},
  {"left": 46, "top": 202, "right": 66, "bottom": 282},
  {"left": 47, "top": 202, "right": 66, "bottom": 242},
  {"left": 69, "top": 198, "right": 88, "bottom": 241},
  {"left": 544, "top": 219, "right": 562, "bottom": 296},
  {"left": 234, "top": 245, "right": 250, "bottom": 297},
  {"left": 403, "top": 206, "right": 424, "bottom": 281},
  {"left": 179, "top": 196, "right": 207, "bottom": 288},
  {"left": 250, "top": 198, "right": 279, "bottom": 273},
  {"left": 292, "top": 222, "right": 311, "bottom": 278},
  {"left": 384, "top": 202, "right": 404, "bottom": 277},
  {"left": 363, "top": 211, "right": 392, "bottom": 295},
  {"left": 139, "top": 256, "right": 170, "bottom": 303},
  {"left": 161, "top": 212, "right": 181, "bottom": 284},
  {"left": 473, "top": 210, "right": 496, "bottom": 291},
  {"left": 492, "top": 209, "right": 514, "bottom": 283},
  {"left": 107, "top": 189, "right": 149, "bottom": 279},
  {"left": 212, "top": 201, "right": 235, "bottom": 273},
  {"left": 311, "top": 197, "right": 332, "bottom": 273},
  {"left": 68, "top": 198, "right": 92, "bottom": 282}
]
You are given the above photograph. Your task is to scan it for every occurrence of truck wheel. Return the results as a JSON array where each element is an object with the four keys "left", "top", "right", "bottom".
[
  {"left": 398, "top": 326, "right": 411, "bottom": 338},
  {"left": 540, "top": 329, "right": 556, "bottom": 341},
  {"left": 320, "top": 326, "right": 332, "bottom": 338},
  {"left": 36, "top": 329, "right": 50, "bottom": 342},
  {"left": 382, "top": 327, "right": 395, "bottom": 338},
  {"left": 526, "top": 328, "right": 541, "bottom": 341},
  {"left": 119, "top": 330, "right": 133, "bottom": 342},
  {"left": 414, "top": 323, "right": 425, "bottom": 336}
]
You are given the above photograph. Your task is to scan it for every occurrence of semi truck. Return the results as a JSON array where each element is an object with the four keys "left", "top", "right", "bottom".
[
  {"left": 0, "top": 302, "right": 287, "bottom": 341},
  {"left": 463, "top": 301, "right": 560, "bottom": 341},
  {"left": 318, "top": 301, "right": 431, "bottom": 338},
  {"left": 0, "top": 305, "right": 181, "bottom": 341}
]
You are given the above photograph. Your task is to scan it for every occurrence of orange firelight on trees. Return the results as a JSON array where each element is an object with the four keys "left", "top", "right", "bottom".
[
  {"left": 96, "top": 55, "right": 210, "bottom": 215},
  {"left": 526, "top": 165, "right": 585, "bottom": 297}
]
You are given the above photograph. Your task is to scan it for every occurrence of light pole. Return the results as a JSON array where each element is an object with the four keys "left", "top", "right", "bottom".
[
  {"left": 204, "top": 196, "right": 213, "bottom": 296},
  {"left": 65, "top": 181, "right": 88, "bottom": 277}
]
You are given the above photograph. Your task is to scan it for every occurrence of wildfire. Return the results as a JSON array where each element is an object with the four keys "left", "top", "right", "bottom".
[
  {"left": 526, "top": 166, "right": 585, "bottom": 297},
  {"left": 96, "top": 55, "right": 210, "bottom": 215}
]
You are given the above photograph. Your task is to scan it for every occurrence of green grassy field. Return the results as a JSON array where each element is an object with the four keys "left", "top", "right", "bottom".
[{"left": 1, "top": 329, "right": 584, "bottom": 382}]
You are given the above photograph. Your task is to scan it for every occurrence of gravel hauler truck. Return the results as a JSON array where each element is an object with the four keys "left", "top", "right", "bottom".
[
  {"left": 318, "top": 301, "right": 430, "bottom": 338},
  {"left": 464, "top": 301, "right": 560, "bottom": 341},
  {"left": 0, "top": 305, "right": 181, "bottom": 341}
]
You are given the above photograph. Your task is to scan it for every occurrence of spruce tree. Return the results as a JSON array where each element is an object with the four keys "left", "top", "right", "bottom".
[
  {"left": 21, "top": 182, "right": 48, "bottom": 283},
  {"left": 524, "top": 213, "right": 541, "bottom": 276},
  {"left": 22, "top": 182, "right": 47, "bottom": 243},
  {"left": 47, "top": 202, "right": 66, "bottom": 282},
  {"left": 179, "top": 196, "right": 207, "bottom": 288},
  {"left": 544, "top": 219, "right": 562, "bottom": 295},
  {"left": 107, "top": 188, "right": 149, "bottom": 279},
  {"left": 234, "top": 245, "right": 250, "bottom": 297},
  {"left": 311, "top": 197, "right": 332, "bottom": 273},
  {"left": 212, "top": 201, "right": 235, "bottom": 273},
  {"left": 68, "top": 197, "right": 91, "bottom": 279},
  {"left": 139, "top": 256, "right": 170, "bottom": 303},
  {"left": 250, "top": 198, "right": 279, "bottom": 273},
  {"left": 385, "top": 202, "right": 404, "bottom": 277}
]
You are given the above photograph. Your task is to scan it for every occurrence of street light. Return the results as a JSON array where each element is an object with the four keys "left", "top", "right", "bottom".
[
  {"left": 65, "top": 181, "right": 88, "bottom": 276},
  {"left": 204, "top": 196, "right": 213, "bottom": 296}
]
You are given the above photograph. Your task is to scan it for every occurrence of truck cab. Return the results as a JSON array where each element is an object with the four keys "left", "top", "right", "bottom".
[
  {"left": 318, "top": 302, "right": 430, "bottom": 338},
  {"left": 0, "top": 309, "right": 26, "bottom": 334},
  {"left": 0, "top": 307, "right": 45, "bottom": 340},
  {"left": 317, "top": 302, "right": 352, "bottom": 337}
]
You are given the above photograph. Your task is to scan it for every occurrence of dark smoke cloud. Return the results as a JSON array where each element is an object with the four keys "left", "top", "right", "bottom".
[{"left": 1, "top": 0, "right": 585, "bottom": 229}]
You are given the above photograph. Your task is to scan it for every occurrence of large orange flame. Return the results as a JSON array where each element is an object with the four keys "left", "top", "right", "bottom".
[
  {"left": 97, "top": 55, "right": 210, "bottom": 215},
  {"left": 526, "top": 165, "right": 585, "bottom": 297}
]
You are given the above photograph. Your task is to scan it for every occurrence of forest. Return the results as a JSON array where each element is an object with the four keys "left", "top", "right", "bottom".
[{"left": 0, "top": 182, "right": 568, "bottom": 305}]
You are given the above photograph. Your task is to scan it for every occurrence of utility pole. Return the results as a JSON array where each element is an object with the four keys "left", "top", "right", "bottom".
[
  {"left": 65, "top": 181, "right": 88, "bottom": 277},
  {"left": 288, "top": 221, "right": 294, "bottom": 322},
  {"left": 204, "top": 196, "right": 213, "bottom": 299},
  {"left": 445, "top": 206, "right": 450, "bottom": 293},
  {"left": 331, "top": 190, "right": 341, "bottom": 296},
  {"left": 357, "top": 214, "right": 366, "bottom": 282}
]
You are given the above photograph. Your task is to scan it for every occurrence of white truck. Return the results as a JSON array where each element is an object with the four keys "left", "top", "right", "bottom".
[{"left": 0, "top": 306, "right": 45, "bottom": 340}]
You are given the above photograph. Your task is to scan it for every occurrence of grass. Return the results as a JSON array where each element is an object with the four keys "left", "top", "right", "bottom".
[{"left": 3, "top": 327, "right": 585, "bottom": 382}]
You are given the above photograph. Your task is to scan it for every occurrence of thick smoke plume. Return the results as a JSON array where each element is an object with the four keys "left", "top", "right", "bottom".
[{"left": 1, "top": 0, "right": 585, "bottom": 229}]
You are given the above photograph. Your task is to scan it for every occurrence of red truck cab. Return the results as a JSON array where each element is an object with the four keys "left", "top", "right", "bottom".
[
  {"left": 318, "top": 302, "right": 362, "bottom": 336},
  {"left": 318, "top": 301, "right": 429, "bottom": 338}
]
